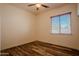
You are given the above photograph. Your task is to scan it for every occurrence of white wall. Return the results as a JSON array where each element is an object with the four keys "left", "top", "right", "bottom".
[
  {"left": 37, "top": 4, "right": 79, "bottom": 50},
  {"left": 0, "top": 16, "right": 1, "bottom": 50},
  {"left": 0, "top": 4, "right": 2, "bottom": 50},
  {"left": 0, "top": 4, "right": 36, "bottom": 50},
  {"left": 78, "top": 4, "right": 79, "bottom": 16}
]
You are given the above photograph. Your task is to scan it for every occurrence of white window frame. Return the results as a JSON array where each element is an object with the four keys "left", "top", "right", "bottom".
[{"left": 51, "top": 12, "right": 72, "bottom": 34}]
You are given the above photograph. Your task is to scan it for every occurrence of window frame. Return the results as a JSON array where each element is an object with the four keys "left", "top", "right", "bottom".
[{"left": 50, "top": 12, "right": 72, "bottom": 35}]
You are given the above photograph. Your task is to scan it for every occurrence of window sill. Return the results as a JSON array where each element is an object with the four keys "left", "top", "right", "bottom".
[{"left": 50, "top": 33, "right": 72, "bottom": 35}]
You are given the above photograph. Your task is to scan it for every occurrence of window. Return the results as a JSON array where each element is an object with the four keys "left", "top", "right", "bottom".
[{"left": 51, "top": 12, "right": 71, "bottom": 34}]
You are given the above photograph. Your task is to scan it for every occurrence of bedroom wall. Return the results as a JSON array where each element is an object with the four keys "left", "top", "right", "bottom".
[
  {"left": 37, "top": 4, "right": 79, "bottom": 50},
  {"left": 78, "top": 4, "right": 79, "bottom": 16},
  {"left": 0, "top": 15, "right": 1, "bottom": 50},
  {"left": 0, "top": 4, "right": 36, "bottom": 50}
]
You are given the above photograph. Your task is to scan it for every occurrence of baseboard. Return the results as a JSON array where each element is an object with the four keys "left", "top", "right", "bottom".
[
  {"left": 1, "top": 40, "right": 79, "bottom": 52},
  {"left": 36, "top": 40, "right": 79, "bottom": 51},
  {"left": 0, "top": 40, "right": 36, "bottom": 51}
]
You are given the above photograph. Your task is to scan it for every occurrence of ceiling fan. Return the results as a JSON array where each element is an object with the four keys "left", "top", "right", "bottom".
[{"left": 28, "top": 4, "right": 49, "bottom": 10}]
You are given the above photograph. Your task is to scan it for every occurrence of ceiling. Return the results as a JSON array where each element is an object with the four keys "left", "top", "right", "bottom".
[{"left": 9, "top": 3, "right": 65, "bottom": 14}]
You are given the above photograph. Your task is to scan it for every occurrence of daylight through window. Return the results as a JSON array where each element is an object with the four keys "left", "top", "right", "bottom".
[{"left": 51, "top": 12, "right": 71, "bottom": 34}]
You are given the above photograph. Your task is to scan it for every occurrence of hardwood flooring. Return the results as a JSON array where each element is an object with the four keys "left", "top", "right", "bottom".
[{"left": 0, "top": 41, "right": 79, "bottom": 56}]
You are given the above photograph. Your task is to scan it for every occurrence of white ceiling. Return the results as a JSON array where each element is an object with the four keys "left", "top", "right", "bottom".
[{"left": 9, "top": 3, "right": 65, "bottom": 14}]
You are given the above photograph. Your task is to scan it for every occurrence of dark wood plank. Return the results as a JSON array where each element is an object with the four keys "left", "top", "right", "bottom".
[{"left": 1, "top": 40, "right": 79, "bottom": 56}]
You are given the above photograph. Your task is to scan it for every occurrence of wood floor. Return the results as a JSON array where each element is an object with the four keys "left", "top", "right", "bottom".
[{"left": 1, "top": 41, "right": 79, "bottom": 56}]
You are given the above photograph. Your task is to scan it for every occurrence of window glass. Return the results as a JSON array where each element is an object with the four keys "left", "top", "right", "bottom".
[{"left": 51, "top": 13, "right": 71, "bottom": 34}]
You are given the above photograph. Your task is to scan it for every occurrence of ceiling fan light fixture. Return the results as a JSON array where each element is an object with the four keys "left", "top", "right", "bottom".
[{"left": 35, "top": 4, "right": 41, "bottom": 8}]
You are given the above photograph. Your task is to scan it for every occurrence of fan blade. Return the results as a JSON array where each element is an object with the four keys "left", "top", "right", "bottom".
[
  {"left": 28, "top": 4, "right": 35, "bottom": 6},
  {"left": 41, "top": 4, "right": 49, "bottom": 8}
]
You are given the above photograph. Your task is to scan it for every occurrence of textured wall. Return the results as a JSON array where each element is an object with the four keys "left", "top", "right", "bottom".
[{"left": 1, "top": 4, "right": 36, "bottom": 50}]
